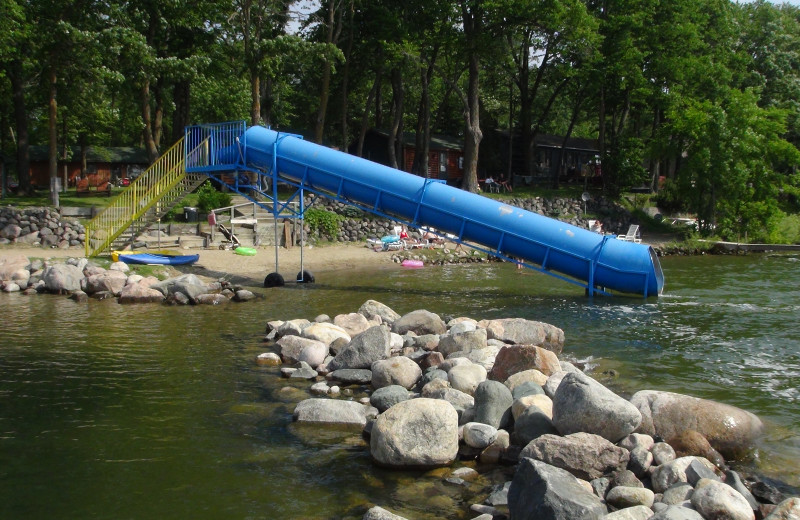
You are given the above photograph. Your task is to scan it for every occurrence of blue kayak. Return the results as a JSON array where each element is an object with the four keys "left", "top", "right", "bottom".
[{"left": 117, "top": 253, "right": 199, "bottom": 266}]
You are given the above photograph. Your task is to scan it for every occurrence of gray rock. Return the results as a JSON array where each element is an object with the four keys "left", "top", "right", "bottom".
[
  {"left": 293, "top": 398, "right": 377, "bottom": 426},
  {"left": 288, "top": 361, "right": 318, "bottom": 379},
  {"left": 151, "top": 274, "right": 207, "bottom": 301},
  {"left": 591, "top": 477, "right": 611, "bottom": 499},
  {"left": 84, "top": 270, "right": 128, "bottom": 295},
  {"left": 328, "top": 325, "right": 392, "bottom": 370},
  {"left": 358, "top": 299, "right": 401, "bottom": 325},
  {"left": 42, "top": 264, "right": 83, "bottom": 292},
  {"left": 505, "top": 368, "right": 549, "bottom": 393},
  {"left": 194, "top": 293, "right": 229, "bottom": 305},
  {"left": 691, "top": 478, "right": 756, "bottom": 520},
  {"left": 370, "top": 398, "right": 459, "bottom": 468},
  {"left": 391, "top": 309, "right": 446, "bottom": 336},
  {"left": 327, "top": 368, "right": 373, "bottom": 385},
  {"left": 69, "top": 290, "right": 88, "bottom": 302},
  {"left": 603, "top": 505, "right": 655, "bottom": 520},
  {"left": 489, "top": 345, "right": 562, "bottom": 382},
  {"left": 508, "top": 458, "right": 607, "bottom": 520},
  {"left": 628, "top": 446, "right": 653, "bottom": 478},
  {"left": 685, "top": 458, "right": 720, "bottom": 486},
  {"left": 0, "top": 223, "right": 22, "bottom": 239},
  {"left": 661, "top": 483, "right": 694, "bottom": 505},
  {"left": 543, "top": 371, "right": 568, "bottom": 398},
  {"left": 362, "top": 506, "right": 408, "bottom": 520},
  {"left": 233, "top": 289, "right": 256, "bottom": 301},
  {"left": 449, "top": 320, "right": 477, "bottom": 334},
  {"left": 618, "top": 433, "right": 656, "bottom": 453},
  {"left": 448, "top": 363, "right": 487, "bottom": 395},
  {"left": 371, "top": 356, "right": 422, "bottom": 389},
  {"left": 0, "top": 253, "right": 30, "bottom": 281},
  {"left": 512, "top": 394, "right": 553, "bottom": 420},
  {"left": 651, "top": 442, "right": 676, "bottom": 466},
  {"left": 724, "top": 470, "right": 759, "bottom": 511},
  {"left": 606, "top": 486, "right": 655, "bottom": 509},
  {"left": 631, "top": 390, "right": 764, "bottom": 460},
  {"left": 462, "top": 422, "right": 498, "bottom": 449},
  {"left": 764, "top": 497, "right": 800, "bottom": 519},
  {"left": 370, "top": 385, "right": 411, "bottom": 412},
  {"left": 301, "top": 322, "right": 351, "bottom": 346},
  {"left": 650, "top": 505, "right": 704, "bottom": 520},
  {"left": 418, "top": 368, "right": 448, "bottom": 389},
  {"left": 512, "top": 381, "right": 545, "bottom": 399},
  {"left": 520, "top": 432, "right": 630, "bottom": 481},
  {"left": 438, "top": 329, "right": 488, "bottom": 357},
  {"left": 412, "top": 334, "right": 440, "bottom": 351},
  {"left": 297, "top": 340, "right": 329, "bottom": 368},
  {"left": 482, "top": 318, "right": 565, "bottom": 354},
  {"left": 552, "top": 371, "right": 642, "bottom": 443},
  {"left": 422, "top": 385, "right": 475, "bottom": 412},
  {"left": 513, "top": 405, "right": 557, "bottom": 446},
  {"left": 612, "top": 469, "right": 644, "bottom": 489},
  {"left": 276, "top": 318, "right": 312, "bottom": 337},
  {"left": 651, "top": 457, "right": 717, "bottom": 494},
  {"left": 277, "top": 335, "right": 326, "bottom": 364},
  {"left": 473, "top": 379, "right": 513, "bottom": 429}
]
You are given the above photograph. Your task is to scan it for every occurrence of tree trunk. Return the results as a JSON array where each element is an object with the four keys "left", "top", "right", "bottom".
[
  {"left": 172, "top": 80, "right": 191, "bottom": 143},
  {"left": 555, "top": 88, "right": 584, "bottom": 189},
  {"left": 356, "top": 75, "right": 379, "bottom": 157},
  {"left": 461, "top": 51, "right": 482, "bottom": 193},
  {"left": 48, "top": 67, "right": 59, "bottom": 206},
  {"left": 314, "top": 0, "right": 342, "bottom": 144},
  {"left": 411, "top": 50, "right": 437, "bottom": 178},
  {"left": 339, "top": 0, "right": 354, "bottom": 151},
  {"left": 153, "top": 78, "right": 164, "bottom": 148},
  {"left": 250, "top": 72, "right": 261, "bottom": 126},
  {"left": 9, "top": 60, "right": 32, "bottom": 195},
  {"left": 141, "top": 81, "right": 159, "bottom": 164},
  {"left": 262, "top": 76, "right": 274, "bottom": 127},
  {"left": 387, "top": 68, "right": 404, "bottom": 169}
]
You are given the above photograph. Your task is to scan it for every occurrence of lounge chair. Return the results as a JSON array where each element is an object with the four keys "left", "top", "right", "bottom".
[{"left": 617, "top": 224, "right": 641, "bottom": 243}]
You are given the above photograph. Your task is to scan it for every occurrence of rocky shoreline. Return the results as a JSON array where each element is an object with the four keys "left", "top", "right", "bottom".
[
  {"left": 0, "top": 253, "right": 256, "bottom": 304},
  {"left": 263, "top": 302, "right": 799, "bottom": 520}
]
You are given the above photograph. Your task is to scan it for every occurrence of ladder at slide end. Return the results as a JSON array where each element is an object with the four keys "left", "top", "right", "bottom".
[{"left": 84, "top": 137, "right": 207, "bottom": 257}]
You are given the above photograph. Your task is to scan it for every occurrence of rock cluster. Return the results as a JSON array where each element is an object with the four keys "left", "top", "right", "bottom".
[
  {"left": 262, "top": 301, "right": 796, "bottom": 520},
  {"left": 0, "top": 255, "right": 256, "bottom": 304},
  {"left": 0, "top": 206, "right": 85, "bottom": 248}
]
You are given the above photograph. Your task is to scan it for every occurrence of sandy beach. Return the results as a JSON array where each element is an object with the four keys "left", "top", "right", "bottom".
[{"left": 0, "top": 242, "right": 396, "bottom": 285}]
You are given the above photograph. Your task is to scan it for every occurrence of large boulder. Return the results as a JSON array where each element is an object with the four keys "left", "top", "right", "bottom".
[
  {"left": 448, "top": 363, "right": 487, "bottom": 395},
  {"left": 513, "top": 405, "right": 557, "bottom": 445},
  {"left": 691, "top": 479, "right": 756, "bottom": 520},
  {"left": 481, "top": 318, "right": 565, "bottom": 354},
  {"left": 118, "top": 282, "right": 166, "bottom": 304},
  {"left": 84, "top": 270, "right": 128, "bottom": 295},
  {"left": 151, "top": 274, "right": 207, "bottom": 301},
  {"left": 328, "top": 325, "right": 391, "bottom": 370},
  {"left": 277, "top": 335, "right": 328, "bottom": 365},
  {"left": 650, "top": 456, "right": 718, "bottom": 494},
  {"left": 0, "top": 254, "right": 29, "bottom": 281},
  {"left": 437, "top": 329, "right": 488, "bottom": 357},
  {"left": 489, "top": 345, "right": 561, "bottom": 382},
  {"left": 552, "top": 371, "right": 642, "bottom": 443},
  {"left": 473, "top": 380, "right": 513, "bottom": 429},
  {"left": 358, "top": 299, "right": 400, "bottom": 325},
  {"left": 42, "top": 264, "right": 83, "bottom": 292},
  {"left": 630, "top": 390, "right": 764, "bottom": 459},
  {"left": 301, "top": 322, "right": 351, "bottom": 346},
  {"left": 333, "top": 312, "right": 371, "bottom": 336},
  {"left": 293, "top": 398, "right": 377, "bottom": 427},
  {"left": 370, "top": 398, "right": 459, "bottom": 468},
  {"left": 371, "top": 356, "right": 422, "bottom": 389},
  {"left": 421, "top": 384, "right": 475, "bottom": 414},
  {"left": 520, "top": 432, "right": 630, "bottom": 481},
  {"left": 370, "top": 385, "right": 411, "bottom": 412},
  {"left": 508, "top": 458, "right": 607, "bottom": 520},
  {"left": 391, "top": 309, "right": 446, "bottom": 336}
]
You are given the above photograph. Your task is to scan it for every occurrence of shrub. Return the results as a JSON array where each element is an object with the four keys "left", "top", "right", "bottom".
[
  {"left": 197, "top": 181, "right": 232, "bottom": 213},
  {"left": 305, "top": 208, "right": 343, "bottom": 238}
]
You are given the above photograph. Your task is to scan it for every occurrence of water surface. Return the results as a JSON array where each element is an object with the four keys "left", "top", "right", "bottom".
[{"left": 1, "top": 253, "right": 798, "bottom": 518}]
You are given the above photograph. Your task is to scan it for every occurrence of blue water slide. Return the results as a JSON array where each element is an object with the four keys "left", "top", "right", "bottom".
[{"left": 220, "top": 125, "right": 664, "bottom": 296}]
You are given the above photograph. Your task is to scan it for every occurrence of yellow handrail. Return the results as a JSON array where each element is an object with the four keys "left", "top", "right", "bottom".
[{"left": 85, "top": 137, "right": 206, "bottom": 257}]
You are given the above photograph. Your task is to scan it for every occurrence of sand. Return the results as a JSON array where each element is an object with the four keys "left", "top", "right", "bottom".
[{"left": 0, "top": 242, "right": 396, "bottom": 285}]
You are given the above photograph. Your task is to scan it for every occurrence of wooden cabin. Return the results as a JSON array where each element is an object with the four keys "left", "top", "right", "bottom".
[
  {"left": 28, "top": 146, "right": 149, "bottom": 188},
  {"left": 351, "top": 129, "right": 465, "bottom": 185}
]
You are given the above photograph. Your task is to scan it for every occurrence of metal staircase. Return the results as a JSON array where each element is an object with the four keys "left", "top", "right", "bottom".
[{"left": 84, "top": 137, "right": 207, "bottom": 257}]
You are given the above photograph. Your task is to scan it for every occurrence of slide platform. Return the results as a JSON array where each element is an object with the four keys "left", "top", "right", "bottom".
[{"left": 187, "top": 123, "right": 664, "bottom": 296}]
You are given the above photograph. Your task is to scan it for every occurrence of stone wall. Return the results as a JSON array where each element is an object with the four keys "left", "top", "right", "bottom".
[
  {"left": 0, "top": 206, "right": 86, "bottom": 248},
  {"left": 304, "top": 195, "right": 633, "bottom": 243}
]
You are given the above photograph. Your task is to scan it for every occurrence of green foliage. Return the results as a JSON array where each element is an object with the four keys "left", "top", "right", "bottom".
[
  {"left": 776, "top": 213, "right": 800, "bottom": 244},
  {"left": 196, "top": 181, "right": 232, "bottom": 214},
  {"left": 304, "top": 208, "right": 343, "bottom": 238}
]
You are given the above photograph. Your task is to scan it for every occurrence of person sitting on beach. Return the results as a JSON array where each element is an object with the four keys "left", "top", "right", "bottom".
[{"left": 399, "top": 226, "right": 409, "bottom": 240}]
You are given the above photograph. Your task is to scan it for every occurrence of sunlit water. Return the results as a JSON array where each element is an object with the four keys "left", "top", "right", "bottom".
[{"left": 1, "top": 253, "right": 798, "bottom": 518}]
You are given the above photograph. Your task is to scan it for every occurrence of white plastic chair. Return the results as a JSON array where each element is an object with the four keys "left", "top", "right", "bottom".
[{"left": 617, "top": 224, "right": 641, "bottom": 243}]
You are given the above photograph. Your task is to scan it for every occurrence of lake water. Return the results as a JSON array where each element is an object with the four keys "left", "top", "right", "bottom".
[{"left": 1, "top": 253, "right": 798, "bottom": 519}]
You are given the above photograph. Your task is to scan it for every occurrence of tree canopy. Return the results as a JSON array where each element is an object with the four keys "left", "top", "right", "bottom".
[{"left": 1, "top": 0, "right": 798, "bottom": 241}]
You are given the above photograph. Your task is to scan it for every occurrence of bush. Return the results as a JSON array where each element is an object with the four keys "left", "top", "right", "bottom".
[
  {"left": 197, "top": 181, "right": 232, "bottom": 213},
  {"left": 305, "top": 208, "right": 343, "bottom": 238}
]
